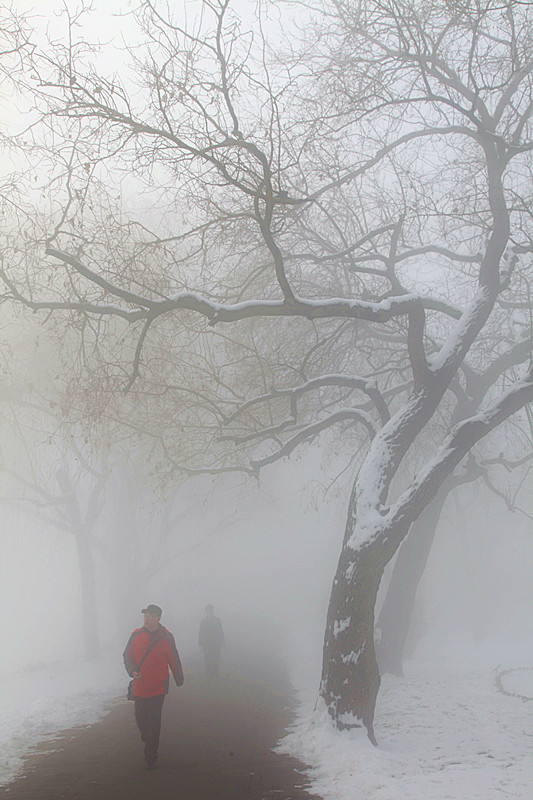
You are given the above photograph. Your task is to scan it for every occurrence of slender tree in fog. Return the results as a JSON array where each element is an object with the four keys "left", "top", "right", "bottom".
[
  {"left": 1, "top": 0, "right": 533, "bottom": 741},
  {"left": 0, "top": 398, "right": 109, "bottom": 660}
]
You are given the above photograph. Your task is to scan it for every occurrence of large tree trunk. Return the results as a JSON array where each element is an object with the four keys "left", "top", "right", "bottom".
[
  {"left": 320, "top": 542, "right": 385, "bottom": 744},
  {"left": 319, "top": 367, "right": 533, "bottom": 742},
  {"left": 376, "top": 486, "right": 449, "bottom": 676},
  {"left": 320, "top": 481, "right": 405, "bottom": 744}
]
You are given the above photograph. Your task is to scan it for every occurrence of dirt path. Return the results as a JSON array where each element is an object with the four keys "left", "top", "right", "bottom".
[{"left": 1, "top": 655, "right": 319, "bottom": 800}]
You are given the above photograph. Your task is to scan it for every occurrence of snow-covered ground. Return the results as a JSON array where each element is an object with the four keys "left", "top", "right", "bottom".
[
  {"left": 282, "top": 642, "right": 533, "bottom": 800},
  {"left": 0, "top": 654, "right": 125, "bottom": 786},
  {"left": 1, "top": 643, "right": 532, "bottom": 799}
]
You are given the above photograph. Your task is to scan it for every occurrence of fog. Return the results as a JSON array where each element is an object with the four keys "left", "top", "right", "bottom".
[
  {"left": 2, "top": 439, "right": 531, "bottom": 689},
  {"left": 1, "top": 4, "right": 532, "bottom": 797},
  {"left": 0, "top": 447, "right": 335, "bottom": 673}
]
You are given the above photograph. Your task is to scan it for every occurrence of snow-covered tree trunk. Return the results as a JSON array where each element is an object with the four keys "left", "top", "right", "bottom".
[
  {"left": 377, "top": 468, "right": 483, "bottom": 676},
  {"left": 319, "top": 365, "right": 533, "bottom": 741},
  {"left": 321, "top": 548, "right": 384, "bottom": 744},
  {"left": 320, "top": 484, "right": 406, "bottom": 743}
]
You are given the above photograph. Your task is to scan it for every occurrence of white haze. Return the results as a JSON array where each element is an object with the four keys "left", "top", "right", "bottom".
[
  {"left": 1, "top": 451, "right": 531, "bottom": 680},
  {"left": 1, "top": 1, "right": 532, "bottom": 797}
]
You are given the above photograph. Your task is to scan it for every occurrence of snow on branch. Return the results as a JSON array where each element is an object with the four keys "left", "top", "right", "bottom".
[
  {"left": 40, "top": 248, "right": 462, "bottom": 325},
  {"left": 223, "top": 374, "right": 390, "bottom": 426},
  {"left": 386, "top": 368, "right": 533, "bottom": 536},
  {"left": 250, "top": 407, "right": 377, "bottom": 472}
]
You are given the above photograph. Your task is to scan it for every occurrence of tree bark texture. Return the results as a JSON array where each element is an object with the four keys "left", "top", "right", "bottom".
[
  {"left": 320, "top": 480, "right": 405, "bottom": 744},
  {"left": 320, "top": 545, "right": 382, "bottom": 744}
]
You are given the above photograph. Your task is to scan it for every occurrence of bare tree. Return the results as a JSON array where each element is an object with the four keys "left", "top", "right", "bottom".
[
  {"left": 0, "top": 401, "right": 109, "bottom": 661},
  {"left": 1, "top": 0, "right": 533, "bottom": 742}
]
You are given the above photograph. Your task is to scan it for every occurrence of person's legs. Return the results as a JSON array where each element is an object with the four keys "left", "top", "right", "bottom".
[
  {"left": 144, "top": 695, "right": 165, "bottom": 766},
  {"left": 204, "top": 646, "right": 220, "bottom": 678},
  {"left": 134, "top": 697, "right": 149, "bottom": 744},
  {"left": 212, "top": 646, "right": 220, "bottom": 678},
  {"left": 134, "top": 695, "right": 165, "bottom": 766}
]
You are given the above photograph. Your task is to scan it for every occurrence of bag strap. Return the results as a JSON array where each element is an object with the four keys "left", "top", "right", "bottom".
[{"left": 135, "top": 629, "right": 165, "bottom": 672}]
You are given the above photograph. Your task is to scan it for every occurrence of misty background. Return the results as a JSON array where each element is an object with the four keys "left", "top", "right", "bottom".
[{"left": 2, "top": 395, "right": 531, "bottom": 690}]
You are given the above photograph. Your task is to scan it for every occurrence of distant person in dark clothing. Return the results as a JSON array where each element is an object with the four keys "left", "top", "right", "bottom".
[
  {"left": 199, "top": 604, "right": 224, "bottom": 679},
  {"left": 123, "top": 604, "right": 184, "bottom": 770}
]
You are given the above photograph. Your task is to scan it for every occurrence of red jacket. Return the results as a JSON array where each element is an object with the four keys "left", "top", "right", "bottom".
[{"left": 123, "top": 625, "right": 184, "bottom": 698}]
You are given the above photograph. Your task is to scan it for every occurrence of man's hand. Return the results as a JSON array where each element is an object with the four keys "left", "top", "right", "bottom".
[{"left": 132, "top": 671, "right": 141, "bottom": 679}]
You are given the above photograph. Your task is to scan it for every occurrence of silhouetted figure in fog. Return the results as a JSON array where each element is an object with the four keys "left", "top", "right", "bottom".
[
  {"left": 199, "top": 604, "right": 224, "bottom": 679},
  {"left": 123, "top": 604, "right": 184, "bottom": 770}
]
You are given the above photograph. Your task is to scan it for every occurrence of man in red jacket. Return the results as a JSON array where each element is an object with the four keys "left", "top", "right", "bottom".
[{"left": 123, "top": 604, "right": 184, "bottom": 769}]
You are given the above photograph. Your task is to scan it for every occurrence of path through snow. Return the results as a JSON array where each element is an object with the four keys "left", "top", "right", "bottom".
[{"left": 1, "top": 646, "right": 532, "bottom": 799}]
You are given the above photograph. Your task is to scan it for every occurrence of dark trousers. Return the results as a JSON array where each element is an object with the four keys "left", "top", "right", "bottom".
[
  {"left": 203, "top": 646, "right": 221, "bottom": 679},
  {"left": 134, "top": 694, "right": 165, "bottom": 764}
]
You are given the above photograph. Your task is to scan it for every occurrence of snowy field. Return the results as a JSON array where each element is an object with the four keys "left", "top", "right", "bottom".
[
  {"left": 283, "top": 643, "right": 533, "bottom": 800},
  {"left": 0, "top": 644, "right": 532, "bottom": 799}
]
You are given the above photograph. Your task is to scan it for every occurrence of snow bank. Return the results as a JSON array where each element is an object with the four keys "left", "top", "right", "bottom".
[
  {"left": 281, "top": 651, "right": 533, "bottom": 800},
  {"left": 0, "top": 653, "right": 125, "bottom": 786}
]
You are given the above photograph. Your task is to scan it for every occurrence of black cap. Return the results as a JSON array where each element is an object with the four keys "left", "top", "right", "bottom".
[{"left": 141, "top": 604, "right": 162, "bottom": 617}]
